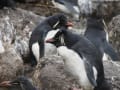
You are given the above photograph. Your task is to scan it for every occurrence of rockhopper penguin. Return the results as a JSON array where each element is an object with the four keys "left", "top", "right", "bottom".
[
  {"left": 45, "top": 28, "right": 112, "bottom": 90},
  {"left": 29, "top": 14, "right": 73, "bottom": 67},
  {"left": 84, "top": 17, "right": 119, "bottom": 61}
]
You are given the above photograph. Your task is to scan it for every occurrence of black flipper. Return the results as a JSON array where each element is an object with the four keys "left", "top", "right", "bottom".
[
  {"left": 83, "top": 57, "right": 97, "bottom": 87},
  {"left": 103, "top": 40, "right": 119, "bottom": 61},
  {"left": 30, "top": 50, "right": 37, "bottom": 67},
  {"left": 39, "top": 41, "right": 44, "bottom": 58},
  {"left": 39, "top": 33, "right": 46, "bottom": 58}
]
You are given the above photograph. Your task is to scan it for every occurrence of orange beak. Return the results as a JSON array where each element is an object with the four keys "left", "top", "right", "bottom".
[{"left": 66, "top": 21, "right": 74, "bottom": 27}]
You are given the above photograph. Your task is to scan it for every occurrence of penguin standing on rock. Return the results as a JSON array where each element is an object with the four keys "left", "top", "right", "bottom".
[
  {"left": 0, "top": 0, "right": 15, "bottom": 9},
  {"left": 29, "top": 14, "right": 73, "bottom": 67},
  {"left": 84, "top": 17, "right": 119, "bottom": 61},
  {"left": 45, "top": 28, "right": 112, "bottom": 90}
]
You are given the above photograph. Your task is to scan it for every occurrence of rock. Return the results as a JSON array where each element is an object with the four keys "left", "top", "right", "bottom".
[
  {"left": 30, "top": 55, "right": 120, "bottom": 90},
  {"left": 0, "top": 86, "right": 22, "bottom": 90},
  {"left": 0, "top": 8, "right": 45, "bottom": 62},
  {"left": 32, "top": 55, "right": 79, "bottom": 90},
  {"left": 104, "top": 60, "right": 120, "bottom": 90},
  {"left": 0, "top": 4, "right": 120, "bottom": 90},
  {"left": 108, "top": 15, "right": 120, "bottom": 56},
  {"left": 0, "top": 8, "right": 45, "bottom": 84},
  {"left": 0, "top": 16, "right": 15, "bottom": 44},
  {"left": 0, "top": 48, "right": 23, "bottom": 81},
  {"left": 0, "top": 8, "right": 59, "bottom": 90}
]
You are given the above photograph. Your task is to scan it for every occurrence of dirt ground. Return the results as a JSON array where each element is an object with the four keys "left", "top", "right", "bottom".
[{"left": 16, "top": 1, "right": 120, "bottom": 90}]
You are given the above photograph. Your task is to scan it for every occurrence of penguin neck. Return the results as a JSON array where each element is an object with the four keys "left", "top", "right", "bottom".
[
  {"left": 87, "top": 18, "right": 105, "bottom": 31},
  {"left": 62, "top": 30, "right": 80, "bottom": 48},
  {"left": 87, "top": 23, "right": 104, "bottom": 31}
]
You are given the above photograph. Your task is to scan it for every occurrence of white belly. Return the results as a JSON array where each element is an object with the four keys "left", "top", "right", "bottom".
[{"left": 64, "top": 58, "right": 93, "bottom": 90}]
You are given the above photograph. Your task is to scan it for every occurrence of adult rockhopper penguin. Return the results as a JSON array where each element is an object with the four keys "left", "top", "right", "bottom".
[
  {"left": 45, "top": 28, "right": 112, "bottom": 90},
  {"left": 84, "top": 17, "right": 119, "bottom": 61},
  {"left": 29, "top": 14, "right": 73, "bottom": 67}
]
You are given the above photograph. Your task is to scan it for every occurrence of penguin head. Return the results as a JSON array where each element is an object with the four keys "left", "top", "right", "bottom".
[
  {"left": 10, "top": 76, "right": 36, "bottom": 90},
  {"left": 87, "top": 17, "right": 104, "bottom": 30},
  {"left": 47, "top": 14, "right": 73, "bottom": 29},
  {"left": 45, "top": 27, "right": 66, "bottom": 47}
]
